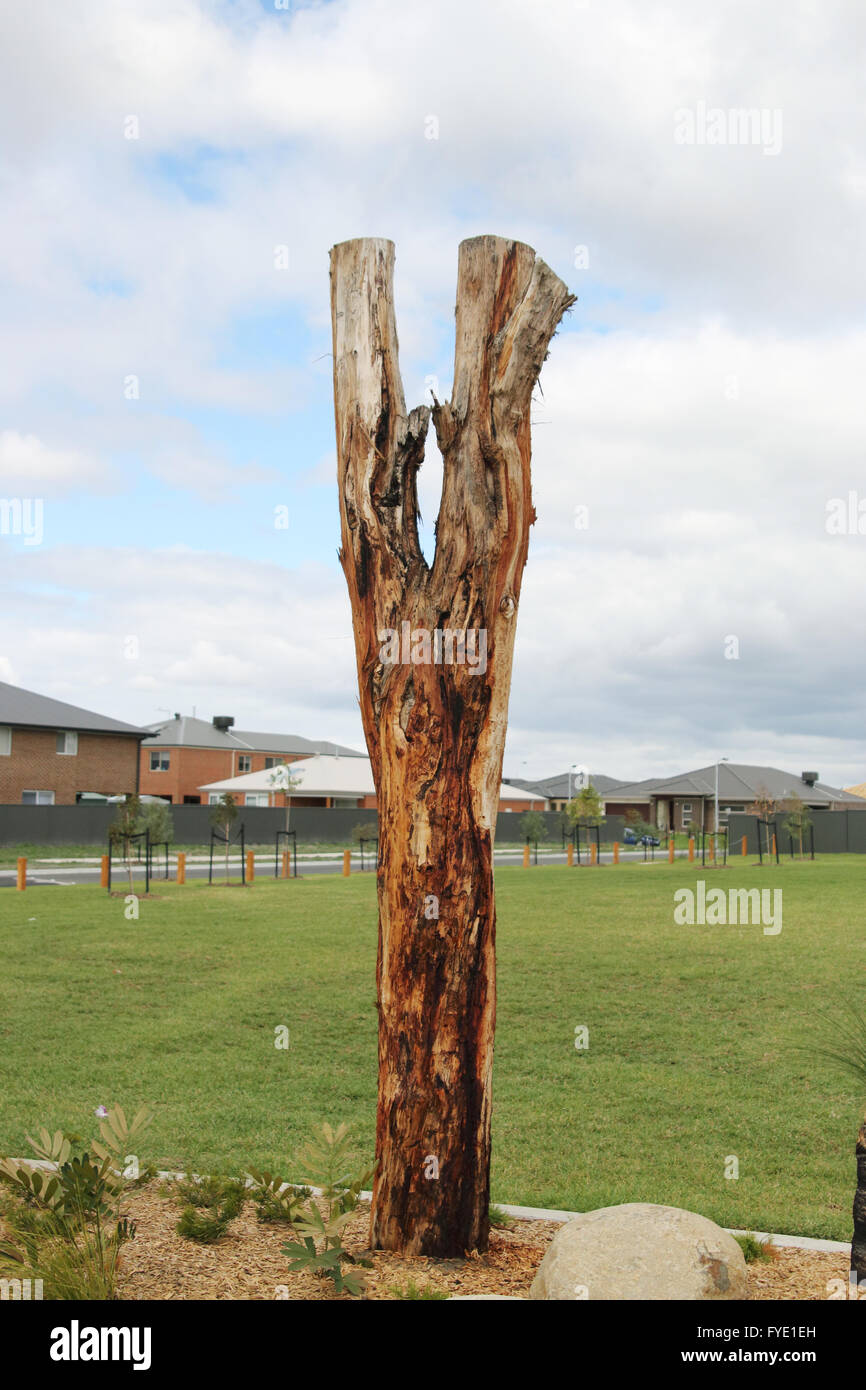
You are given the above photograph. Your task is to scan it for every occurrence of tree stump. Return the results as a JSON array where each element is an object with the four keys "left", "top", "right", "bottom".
[{"left": 330, "top": 235, "right": 574, "bottom": 1256}]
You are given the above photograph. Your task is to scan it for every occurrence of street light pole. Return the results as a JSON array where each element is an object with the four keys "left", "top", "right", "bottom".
[{"left": 714, "top": 757, "right": 729, "bottom": 834}]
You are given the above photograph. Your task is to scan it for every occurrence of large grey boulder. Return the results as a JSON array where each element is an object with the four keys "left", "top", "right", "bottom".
[{"left": 529, "top": 1203, "right": 748, "bottom": 1301}]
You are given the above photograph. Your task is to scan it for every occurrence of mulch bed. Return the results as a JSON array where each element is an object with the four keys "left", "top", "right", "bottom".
[{"left": 113, "top": 1184, "right": 850, "bottom": 1300}]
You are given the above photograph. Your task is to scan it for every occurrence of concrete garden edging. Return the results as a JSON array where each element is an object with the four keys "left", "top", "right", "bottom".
[{"left": 6, "top": 1160, "right": 851, "bottom": 1254}]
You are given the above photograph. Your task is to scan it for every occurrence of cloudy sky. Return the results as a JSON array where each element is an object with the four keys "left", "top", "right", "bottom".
[{"left": 2, "top": 0, "right": 864, "bottom": 786}]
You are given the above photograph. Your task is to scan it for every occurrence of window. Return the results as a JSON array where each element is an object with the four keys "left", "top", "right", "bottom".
[
  {"left": 264, "top": 757, "right": 279, "bottom": 769},
  {"left": 149, "top": 751, "right": 170, "bottom": 772},
  {"left": 208, "top": 793, "right": 222, "bottom": 805},
  {"left": 0, "top": 726, "right": 10, "bottom": 756},
  {"left": 56, "top": 731, "right": 78, "bottom": 756},
  {"left": 245, "top": 793, "right": 268, "bottom": 807},
  {"left": 22, "top": 790, "right": 54, "bottom": 805},
  {"left": 721, "top": 804, "right": 745, "bottom": 817},
  {"left": 238, "top": 756, "right": 252, "bottom": 773},
  {"left": 682, "top": 802, "right": 692, "bottom": 814}
]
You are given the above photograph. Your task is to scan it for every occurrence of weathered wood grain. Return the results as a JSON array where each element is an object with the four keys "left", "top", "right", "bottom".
[{"left": 330, "top": 235, "right": 574, "bottom": 1255}]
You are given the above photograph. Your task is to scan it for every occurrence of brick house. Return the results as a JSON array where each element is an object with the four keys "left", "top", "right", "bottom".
[
  {"left": 199, "top": 756, "right": 548, "bottom": 813},
  {"left": 139, "top": 715, "right": 367, "bottom": 805},
  {"left": 0, "top": 681, "right": 150, "bottom": 805},
  {"left": 508, "top": 762, "right": 865, "bottom": 831},
  {"left": 601, "top": 764, "right": 865, "bottom": 832}
]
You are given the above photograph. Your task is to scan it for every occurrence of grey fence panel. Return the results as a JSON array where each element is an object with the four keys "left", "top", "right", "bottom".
[
  {"left": 0, "top": 804, "right": 115, "bottom": 845},
  {"left": 726, "top": 810, "right": 866, "bottom": 855},
  {"left": 846, "top": 810, "right": 866, "bottom": 853},
  {"left": 0, "top": 803, "right": 622, "bottom": 848}
]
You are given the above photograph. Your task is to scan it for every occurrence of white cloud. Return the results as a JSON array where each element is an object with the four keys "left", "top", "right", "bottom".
[
  {"left": 1, "top": 0, "right": 865, "bottom": 785},
  {"left": 0, "top": 431, "right": 113, "bottom": 495}
]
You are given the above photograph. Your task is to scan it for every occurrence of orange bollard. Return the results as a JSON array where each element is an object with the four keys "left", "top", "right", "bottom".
[
  {"left": 566, "top": 843, "right": 574, "bottom": 867},
  {"left": 668, "top": 839, "right": 675, "bottom": 863},
  {"left": 176, "top": 851, "right": 186, "bottom": 885},
  {"left": 246, "top": 849, "right": 255, "bottom": 882},
  {"left": 281, "top": 849, "right": 290, "bottom": 879},
  {"left": 709, "top": 839, "right": 715, "bottom": 862},
  {"left": 590, "top": 843, "right": 597, "bottom": 865},
  {"left": 16, "top": 857, "right": 26, "bottom": 891},
  {"left": 688, "top": 837, "right": 695, "bottom": 863},
  {"left": 613, "top": 842, "right": 619, "bottom": 864},
  {"left": 99, "top": 854, "right": 109, "bottom": 888},
  {"left": 772, "top": 834, "right": 777, "bottom": 858},
  {"left": 343, "top": 849, "right": 351, "bottom": 877},
  {"left": 741, "top": 835, "right": 747, "bottom": 857},
  {"left": 522, "top": 844, "right": 530, "bottom": 868}
]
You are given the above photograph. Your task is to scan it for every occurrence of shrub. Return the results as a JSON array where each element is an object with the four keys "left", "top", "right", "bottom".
[
  {"left": 246, "top": 1169, "right": 310, "bottom": 1225},
  {"left": 169, "top": 1173, "right": 246, "bottom": 1243},
  {"left": 389, "top": 1279, "right": 449, "bottom": 1300},
  {"left": 735, "top": 1232, "right": 774, "bottom": 1264},
  {"left": 0, "top": 1103, "right": 151, "bottom": 1300},
  {"left": 281, "top": 1123, "right": 376, "bottom": 1298},
  {"left": 175, "top": 1207, "right": 232, "bottom": 1244}
]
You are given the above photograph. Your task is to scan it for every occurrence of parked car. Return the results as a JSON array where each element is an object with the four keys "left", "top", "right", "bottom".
[{"left": 623, "top": 828, "right": 660, "bottom": 847}]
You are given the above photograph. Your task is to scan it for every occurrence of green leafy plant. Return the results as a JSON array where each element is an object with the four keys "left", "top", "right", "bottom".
[
  {"left": 388, "top": 1278, "right": 449, "bottom": 1300},
  {"left": 782, "top": 795, "right": 812, "bottom": 859},
  {"left": 140, "top": 800, "right": 174, "bottom": 848},
  {"left": 169, "top": 1173, "right": 245, "bottom": 1213},
  {"left": 108, "top": 795, "right": 144, "bottom": 894},
  {"left": 209, "top": 793, "right": 238, "bottom": 883},
  {"left": 735, "top": 1233, "right": 774, "bottom": 1264},
  {"left": 567, "top": 784, "right": 604, "bottom": 828},
  {"left": 175, "top": 1206, "right": 230, "bottom": 1243},
  {"left": 246, "top": 1168, "right": 310, "bottom": 1225},
  {"left": 0, "top": 1103, "right": 151, "bottom": 1300},
  {"left": 520, "top": 809, "right": 548, "bottom": 845},
  {"left": 281, "top": 1123, "right": 376, "bottom": 1297},
  {"left": 169, "top": 1173, "right": 246, "bottom": 1243},
  {"left": 488, "top": 1203, "right": 515, "bottom": 1229}
]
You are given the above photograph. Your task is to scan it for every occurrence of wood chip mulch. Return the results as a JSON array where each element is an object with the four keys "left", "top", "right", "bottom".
[{"left": 110, "top": 1184, "right": 851, "bottom": 1301}]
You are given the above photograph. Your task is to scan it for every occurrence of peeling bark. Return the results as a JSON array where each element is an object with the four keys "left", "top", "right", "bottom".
[
  {"left": 330, "top": 235, "right": 574, "bottom": 1256},
  {"left": 852, "top": 1119, "right": 866, "bottom": 1287}
]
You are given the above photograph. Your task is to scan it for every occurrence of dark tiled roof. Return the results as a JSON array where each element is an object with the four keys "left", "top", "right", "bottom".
[
  {"left": 610, "top": 763, "right": 861, "bottom": 806},
  {"left": 141, "top": 715, "right": 365, "bottom": 758},
  {"left": 506, "top": 772, "right": 625, "bottom": 799},
  {"left": 0, "top": 681, "right": 150, "bottom": 737}
]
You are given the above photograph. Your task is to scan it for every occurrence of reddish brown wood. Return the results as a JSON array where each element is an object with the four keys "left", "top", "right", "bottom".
[{"left": 330, "top": 236, "right": 573, "bottom": 1255}]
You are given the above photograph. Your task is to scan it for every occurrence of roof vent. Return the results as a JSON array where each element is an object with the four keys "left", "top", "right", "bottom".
[
  {"left": 173, "top": 712, "right": 181, "bottom": 721},
  {"left": 801, "top": 771, "right": 818, "bottom": 786},
  {"left": 213, "top": 716, "right": 235, "bottom": 731}
]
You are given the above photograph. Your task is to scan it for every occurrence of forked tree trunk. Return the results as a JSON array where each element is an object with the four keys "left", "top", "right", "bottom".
[{"left": 330, "top": 236, "right": 574, "bottom": 1256}]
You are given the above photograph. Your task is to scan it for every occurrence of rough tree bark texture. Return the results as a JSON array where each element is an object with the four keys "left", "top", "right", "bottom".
[
  {"left": 330, "top": 236, "right": 574, "bottom": 1256},
  {"left": 852, "top": 1119, "right": 866, "bottom": 1287}
]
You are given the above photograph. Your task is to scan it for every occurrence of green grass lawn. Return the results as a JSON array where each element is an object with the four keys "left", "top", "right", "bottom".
[{"left": 0, "top": 858, "right": 864, "bottom": 1239}]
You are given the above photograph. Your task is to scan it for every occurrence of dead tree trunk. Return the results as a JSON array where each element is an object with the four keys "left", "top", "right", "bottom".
[
  {"left": 852, "top": 1118, "right": 866, "bottom": 1290},
  {"left": 330, "top": 236, "right": 574, "bottom": 1256}
]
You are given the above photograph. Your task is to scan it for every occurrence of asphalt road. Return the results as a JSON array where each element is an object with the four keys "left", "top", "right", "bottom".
[{"left": 0, "top": 847, "right": 696, "bottom": 888}]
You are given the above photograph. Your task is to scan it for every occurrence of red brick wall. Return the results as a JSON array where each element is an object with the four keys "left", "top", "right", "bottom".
[
  {"left": 0, "top": 729, "right": 141, "bottom": 805},
  {"left": 139, "top": 746, "right": 310, "bottom": 804},
  {"left": 604, "top": 801, "right": 652, "bottom": 819}
]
